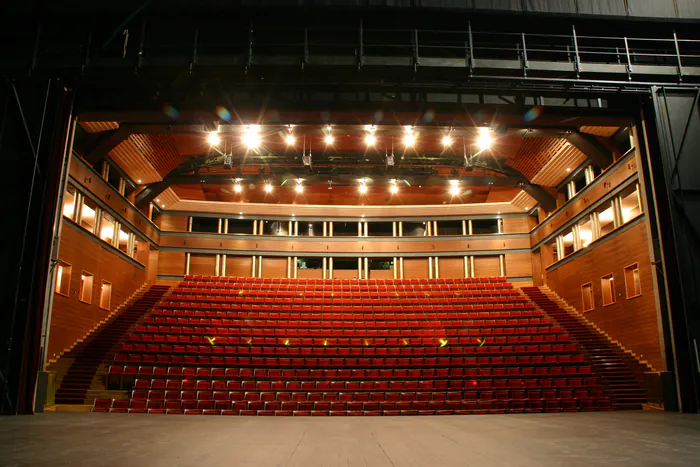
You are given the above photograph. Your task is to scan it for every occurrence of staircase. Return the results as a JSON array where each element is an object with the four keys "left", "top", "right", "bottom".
[
  {"left": 521, "top": 286, "right": 648, "bottom": 410},
  {"left": 54, "top": 285, "right": 170, "bottom": 404}
]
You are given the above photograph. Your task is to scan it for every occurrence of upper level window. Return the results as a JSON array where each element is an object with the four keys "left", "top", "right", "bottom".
[
  {"left": 620, "top": 184, "right": 642, "bottom": 223},
  {"left": 561, "top": 228, "right": 575, "bottom": 257},
  {"left": 100, "top": 213, "right": 116, "bottom": 244},
  {"left": 578, "top": 216, "right": 594, "bottom": 248},
  {"left": 596, "top": 202, "right": 616, "bottom": 237},
  {"left": 332, "top": 222, "right": 358, "bottom": 237},
  {"left": 227, "top": 219, "right": 254, "bottom": 235},
  {"left": 471, "top": 219, "right": 499, "bottom": 235},
  {"left": 262, "top": 220, "right": 289, "bottom": 236},
  {"left": 437, "top": 220, "right": 463, "bottom": 236},
  {"left": 298, "top": 221, "right": 324, "bottom": 237},
  {"left": 80, "top": 197, "right": 99, "bottom": 234},
  {"left": 62, "top": 184, "right": 77, "bottom": 219},
  {"left": 403, "top": 222, "right": 427, "bottom": 237},
  {"left": 367, "top": 222, "right": 393, "bottom": 237},
  {"left": 191, "top": 217, "right": 220, "bottom": 233}
]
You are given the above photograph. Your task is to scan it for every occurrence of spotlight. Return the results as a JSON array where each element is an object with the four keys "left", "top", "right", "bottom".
[
  {"left": 442, "top": 136, "right": 453, "bottom": 147},
  {"left": 295, "top": 184, "right": 304, "bottom": 193},
  {"left": 365, "top": 134, "right": 376, "bottom": 146},
  {"left": 285, "top": 134, "right": 296, "bottom": 145},
  {"left": 324, "top": 134, "right": 334, "bottom": 145},
  {"left": 389, "top": 185, "right": 399, "bottom": 194},
  {"left": 264, "top": 184, "right": 273, "bottom": 193},
  {"left": 403, "top": 134, "right": 415, "bottom": 147},
  {"left": 359, "top": 184, "right": 368, "bottom": 194},
  {"left": 476, "top": 128, "right": 492, "bottom": 150},
  {"left": 242, "top": 132, "right": 260, "bottom": 148},
  {"left": 137, "top": 179, "right": 142, "bottom": 183},
  {"left": 449, "top": 181, "right": 460, "bottom": 196},
  {"left": 233, "top": 184, "right": 242, "bottom": 193},
  {"left": 207, "top": 132, "right": 221, "bottom": 146}
]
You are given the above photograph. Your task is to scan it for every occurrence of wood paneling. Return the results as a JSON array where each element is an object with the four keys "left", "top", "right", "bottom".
[
  {"left": 108, "top": 138, "right": 162, "bottom": 184},
  {"left": 505, "top": 253, "right": 532, "bottom": 278},
  {"left": 507, "top": 138, "right": 568, "bottom": 180},
  {"left": 128, "top": 134, "right": 182, "bottom": 178},
  {"left": 439, "top": 257, "right": 465, "bottom": 279},
  {"left": 158, "top": 234, "right": 530, "bottom": 255},
  {"left": 70, "top": 156, "right": 159, "bottom": 244},
  {"left": 474, "top": 256, "right": 501, "bottom": 277},
  {"left": 403, "top": 258, "right": 429, "bottom": 278},
  {"left": 299, "top": 268, "right": 324, "bottom": 279},
  {"left": 502, "top": 217, "right": 530, "bottom": 234},
  {"left": 158, "top": 251, "right": 186, "bottom": 276},
  {"left": 544, "top": 222, "right": 663, "bottom": 370},
  {"left": 532, "top": 250, "right": 544, "bottom": 286},
  {"left": 79, "top": 121, "right": 119, "bottom": 133},
  {"left": 369, "top": 270, "right": 394, "bottom": 279},
  {"left": 158, "top": 213, "right": 189, "bottom": 232},
  {"left": 332, "top": 269, "right": 357, "bottom": 280},
  {"left": 262, "top": 257, "right": 288, "bottom": 278},
  {"left": 530, "top": 143, "right": 587, "bottom": 188},
  {"left": 49, "top": 223, "right": 145, "bottom": 359},
  {"left": 225, "top": 256, "right": 252, "bottom": 277},
  {"left": 511, "top": 190, "right": 537, "bottom": 212},
  {"left": 167, "top": 199, "right": 524, "bottom": 217},
  {"left": 531, "top": 154, "right": 638, "bottom": 246},
  {"left": 580, "top": 126, "right": 619, "bottom": 137},
  {"left": 189, "top": 253, "right": 216, "bottom": 276}
]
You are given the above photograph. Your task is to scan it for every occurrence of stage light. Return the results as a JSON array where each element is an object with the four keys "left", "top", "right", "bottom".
[
  {"left": 242, "top": 132, "right": 260, "bottom": 148},
  {"left": 476, "top": 127, "right": 492, "bottom": 150},
  {"left": 295, "top": 184, "right": 304, "bottom": 193},
  {"left": 359, "top": 184, "right": 368, "bottom": 194},
  {"left": 233, "top": 184, "right": 242, "bottom": 193},
  {"left": 365, "top": 134, "right": 376, "bottom": 146},
  {"left": 286, "top": 134, "right": 296, "bottom": 145},
  {"left": 403, "top": 134, "right": 415, "bottom": 147},
  {"left": 207, "top": 132, "right": 221, "bottom": 146},
  {"left": 389, "top": 185, "right": 399, "bottom": 194},
  {"left": 442, "top": 136, "right": 453, "bottom": 147},
  {"left": 449, "top": 180, "right": 460, "bottom": 196},
  {"left": 325, "top": 134, "right": 334, "bottom": 145},
  {"left": 264, "top": 184, "right": 273, "bottom": 193}
]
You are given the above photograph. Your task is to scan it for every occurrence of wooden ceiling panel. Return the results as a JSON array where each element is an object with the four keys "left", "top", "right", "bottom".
[
  {"left": 580, "top": 126, "right": 619, "bottom": 137},
  {"left": 506, "top": 138, "right": 568, "bottom": 180},
  {"left": 157, "top": 187, "right": 181, "bottom": 210},
  {"left": 79, "top": 121, "right": 119, "bottom": 133},
  {"left": 129, "top": 134, "right": 182, "bottom": 177},
  {"left": 530, "top": 143, "right": 587, "bottom": 187},
  {"left": 511, "top": 190, "right": 537, "bottom": 211},
  {"left": 108, "top": 139, "right": 162, "bottom": 184}
]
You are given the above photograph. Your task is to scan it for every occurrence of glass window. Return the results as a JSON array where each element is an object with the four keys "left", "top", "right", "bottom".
[
  {"left": 597, "top": 202, "right": 615, "bottom": 237},
  {"left": 578, "top": 216, "right": 594, "bottom": 248},
  {"left": 100, "top": 213, "right": 116, "bottom": 244},
  {"left": 403, "top": 222, "right": 427, "bottom": 237},
  {"left": 601, "top": 273, "right": 615, "bottom": 306},
  {"left": 191, "top": 217, "right": 220, "bottom": 233},
  {"left": 332, "top": 258, "right": 358, "bottom": 270},
  {"left": 332, "top": 222, "right": 358, "bottom": 237},
  {"left": 297, "top": 258, "right": 322, "bottom": 269},
  {"left": 369, "top": 258, "right": 393, "bottom": 270},
  {"left": 471, "top": 219, "right": 499, "bottom": 235},
  {"left": 581, "top": 283, "right": 594, "bottom": 312},
  {"left": 620, "top": 184, "right": 642, "bottom": 223},
  {"left": 118, "top": 226, "right": 130, "bottom": 253},
  {"left": 367, "top": 222, "right": 394, "bottom": 237},
  {"left": 298, "top": 222, "right": 324, "bottom": 237},
  {"left": 80, "top": 272, "right": 94, "bottom": 304},
  {"left": 80, "top": 197, "right": 99, "bottom": 233},
  {"left": 624, "top": 264, "right": 641, "bottom": 298},
  {"left": 437, "top": 220, "right": 463, "bottom": 236},
  {"left": 55, "top": 261, "right": 72, "bottom": 296},
  {"left": 100, "top": 281, "right": 112, "bottom": 310},
  {"left": 62, "top": 184, "right": 77, "bottom": 220},
  {"left": 573, "top": 173, "right": 587, "bottom": 194},
  {"left": 227, "top": 219, "right": 254, "bottom": 234},
  {"left": 262, "top": 220, "right": 289, "bottom": 236},
  {"left": 561, "top": 228, "right": 575, "bottom": 257}
]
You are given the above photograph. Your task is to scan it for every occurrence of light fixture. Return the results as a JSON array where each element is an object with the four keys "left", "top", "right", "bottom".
[
  {"left": 207, "top": 132, "right": 221, "bottom": 146},
  {"left": 566, "top": 167, "right": 571, "bottom": 172},
  {"left": 295, "top": 184, "right": 304, "bottom": 193},
  {"left": 525, "top": 206, "right": 530, "bottom": 210},
  {"left": 442, "top": 135, "right": 453, "bottom": 147},
  {"left": 156, "top": 198, "right": 160, "bottom": 202},
  {"left": 161, "top": 204, "right": 165, "bottom": 208},
  {"left": 403, "top": 134, "right": 415, "bottom": 147},
  {"left": 326, "top": 125, "right": 332, "bottom": 132},
  {"left": 137, "top": 179, "right": 142, "bottom": 183},
  {"left": 359, "top": 184, "right": 368, "bottom": 194},
  {"left": 285, "top": 134, "right": 296, "bottom": 145},
  {"left": 324, "top": 134, "right": 334, "bottom": 145},
  {"left": 476, "top": 127, "right": 492, "bottom": 150},
  {"left": 365, "top": 124, "right": 376, "bottom": 132},
  {"left": 264, "top": 184, "right": 273, "bottom": 193},
  {"left": 389, "top": 185, "right": 399, "bottom": 194},
  {"left": 449, "top": 180, "right": 460, "bottom": 196},
  {"left": 365, "top": 134, "right": 376, "bottom": 146},
  {"left": 242, "top": 132, "right": 260, "bottom": 148},
  {"left": 233, "top": 184, "right": 243, "bottom": 193}
]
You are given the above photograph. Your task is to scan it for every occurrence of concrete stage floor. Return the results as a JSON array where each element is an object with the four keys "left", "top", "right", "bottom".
[{"left": 1, "top": 411, "right": 699, "bottom": 467}]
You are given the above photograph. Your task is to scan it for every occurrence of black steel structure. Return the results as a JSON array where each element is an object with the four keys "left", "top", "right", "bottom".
[{"left": 1, "top": 1, "right": 699, "bottom": 415}]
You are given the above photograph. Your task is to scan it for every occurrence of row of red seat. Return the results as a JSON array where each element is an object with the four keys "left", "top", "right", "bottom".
[
  {"left": 174, "top": 284, "right": 514, "bottom": 293},
  {"left": 183, "top": 275, "right": 508, "bottom": 284}
]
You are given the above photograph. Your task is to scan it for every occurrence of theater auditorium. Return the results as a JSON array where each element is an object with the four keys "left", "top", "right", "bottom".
[{"left": 1, "top": 1, "right": 700, "bottom": 466}]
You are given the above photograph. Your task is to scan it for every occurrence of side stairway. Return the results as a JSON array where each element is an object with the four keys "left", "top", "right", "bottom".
[
  {"left": 521, "top": 286, "right": 649, "bottom": 410},
  {"left": 54, "top": 285, "right": 170, "bottom": 404}
]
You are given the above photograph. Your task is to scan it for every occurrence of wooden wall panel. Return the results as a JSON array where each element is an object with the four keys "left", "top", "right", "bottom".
[
  {"left": 49, "top": 223, "right": 146, "bottom": 360},
  {"left": 225, "top": 256, "right": 252, "bottom": 278},
  {"left": 262, "top": 257, "right": 288, "bottom": 278},
  {"left": 158, "top": 251, "right": 186, "bottom": 276},
  {"left": 369, "top": 270, "right": 394, "bottom": 279},
  {"left": 158, "top": 213, "right": 189, "bottom": 232},
  {"left": 189, "top": 254, "right": 216, "bottom": 276},
  {"left": 439, "top": 257, "right": 465, "bottom": 279},
  {"left": 158, "top": 235, "right": 529, "bottom": 255},
  {"left": 403, "top": 259, "right": 429, "bottom": 279},
  {"left": 502, "top": 217, "right": 530, "bottom": 234},
  {"left": 473, "top": 256, "right": 501, "bottom": 277},
  {"left": 544, "top": 222, "right": 663, "bottom": 370},
  {"left": 531, "top": 154, "right": 638, "bottom": 245},
  {"left": 332, "top": 269, "right": 357, "bottom": 280},
  {"left": 504, "top": 253, "right": 532, "bottom": 278},
  {"left": 531, "top": 250, "right": 544, "bottom": 286},
  {"left": 299, "top": 269, "right": 324, "bottom": 279}
]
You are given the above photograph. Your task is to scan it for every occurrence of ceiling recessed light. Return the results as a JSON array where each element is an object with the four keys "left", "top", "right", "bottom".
[
  {"left": 233, "top": 184, "right": 242, "bottom": 193},
  {"left": 365, "top": 134, "right": 376, "bottom": 146},
  {"left": 403, "top": 134, "right": 415, "bottom": 147},
  {"left": 207, "top": 132, "right": 221, "bottom": 146},
  {"left": 359, "top": 184, "right": 368, "bottom": 194},
  {"left": 325, "top": 134, "right": 334, "bottom": 145},
  {"left": 264, "top": 184, "right": 273, "bottom": 193},
  {"left": 389, "top": 185, "right": 399, "bottom": 194},
  {"left": 137, "top": 179, "right": 142, "bottom": 183},
  {"left": 442, "top": 136, "right": 453, "bottom": 147},
  {"left": 285, "top": 134, "right": 295, "bottom": 145},
  {"left": 161, "top": 204, "right": 165, "bottom": 208},
  {"left": 566, "top": 167, "right": 571, "bottom": 172},
  {"left": 295, "top": 184, "right": 304, "bottom": 193},
  {"left": 156, "top": 198, "right": 160, "bottom": 202}
]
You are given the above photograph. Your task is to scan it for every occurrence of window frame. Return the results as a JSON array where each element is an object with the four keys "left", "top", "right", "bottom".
[
  {"left": 580, "top": 282, "right": 594, "bottom": 312},
  {"left": 99, "top": 280, "right": 112, "bottom": 310},
  {"left": 601, "top": 273, "right": 616, "bottom": 307},
  {"left": 79, "top": 271, "right": 94, "bottom": 304},
  {"left": 55, "top": 261, "right": 72, "bottom": 297},
  {"left": 624, "top": 263, "right": 642, "bottom": 299}
]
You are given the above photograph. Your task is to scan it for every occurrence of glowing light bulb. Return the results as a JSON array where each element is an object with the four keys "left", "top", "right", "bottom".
[
  {"left": 403, "top": 134, "right": 415, "bottom": 147},
  {"left": 242, "top": 132, "right": 260, "bottom": 148},
  {"left": 359, "top": 184, "right": 368, "bottom": 194},
  {"left": 442, "top": 136, "right": 453, "bottom": 147},
  {"left": 264, "top": 184, "right": 273, "bottom": 193},
  {"left": 389, "top": 185, "right": 399, "bottom": 194},
  {"left": 295, "top": 184, "right": 304, "bottom": 193},
  {"left": 207, "top": 132, "right": 221, "bottom": 146},
  {"left": 285, "top": 134, "right": 295, "bottom": 145},
  {"left": 365, "top": 134, "right": 376, "bottom": 146},
  {"left": 233, "top": 184, "right": 242, "bottom": 193},
  {"left": 324, "top": 134, "right": 334, "bottom": 145},
  {"left": 477, "top": 128, "right": 492, "bottom": 150},
  {"left": 449, "top": 185, "right": 460, "bottom": 196}
]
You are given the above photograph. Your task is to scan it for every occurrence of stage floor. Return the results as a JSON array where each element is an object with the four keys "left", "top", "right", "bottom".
[{"left": 1, "top": 411, "right": 699, "bottom": 466}]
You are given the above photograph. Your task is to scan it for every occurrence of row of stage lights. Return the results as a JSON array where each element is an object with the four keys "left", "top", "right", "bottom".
[
  {"left": 207, "top": 125, "right": 493, "bottom": 151},
  {"left": 228, "top": 178, "right": 462, "bottom": 196}
]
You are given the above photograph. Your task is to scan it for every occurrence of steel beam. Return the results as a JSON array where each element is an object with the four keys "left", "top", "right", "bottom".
[{"left": 567, "top": 131, "right": 615, "bottom": 168}]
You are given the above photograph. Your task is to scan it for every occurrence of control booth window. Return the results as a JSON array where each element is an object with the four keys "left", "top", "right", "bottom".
[
  {"left": 601, "top": 273, "right": 616, "bottom": 306},
  {"left": 624, "top": 263, "right": 641, "bottom": 299},
  {"left": 80, "top": 272, "right": 94, "bottom": 304},
  {"left": 333, "top": 222, "right": 358, "bottom": 237},
  {"left": 367, "top": 222, "right": 393, "bottom": 237},
  {"left": 403, "top": 221, "right": 427, "bottom": 237},
  {"left": 99, "top": 281, "right": 112, "bottom": 310},
  {"left": 437, "top": 220, "right": 463, "bottom": 236},
  {"left": 62, "top": 184, "right": 77, "bottom": 220},
  {"left": 227, "top": 219, "right": 254, "bottom": 235},
  {"left": 55, "top": 261, "right": 72, "bottom": 296},
  {"left": 262, "top": 220, "right": 289, "bottom": 236},
  {"left": 471, "top": 219, "right": 499, "bottom": 235},
  {"left": 191, "top": 216, "right": 220, "bottom": 233},
  {"left": 298, "top": 221, "right": 324, "bottom": 237},
  {"left": 297, "top": 257, "right": 322, "bottom": 269},
  {"left": 581, "top": 282, "right": 594, "bottom": 312}
]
